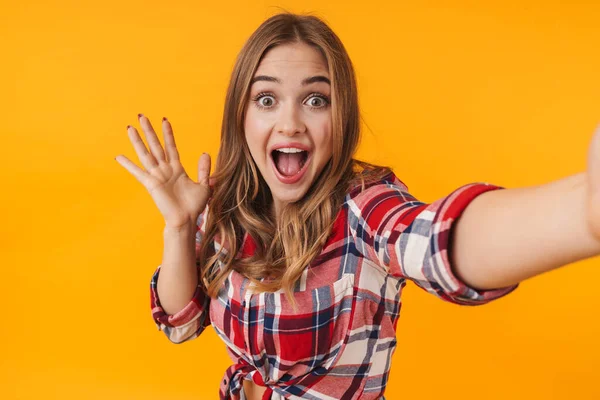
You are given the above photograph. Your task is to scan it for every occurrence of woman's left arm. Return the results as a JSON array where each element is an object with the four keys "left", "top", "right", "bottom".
[{"left": 450, "top": 125, "right": 600, "bottom": 290}]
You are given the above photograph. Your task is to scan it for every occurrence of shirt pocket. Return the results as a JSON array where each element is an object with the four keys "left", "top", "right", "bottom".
[{"left": 261, "top": 273, "right": 356, "bottom": 383}]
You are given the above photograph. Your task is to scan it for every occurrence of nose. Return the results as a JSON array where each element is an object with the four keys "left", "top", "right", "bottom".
[{"left": 275, "top": 102, "right": 306, "bottom": 136}]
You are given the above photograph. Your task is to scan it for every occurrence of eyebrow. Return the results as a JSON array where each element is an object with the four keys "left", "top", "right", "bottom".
[{"left": 250, "top": 75, "right": 331, "bottom": 86}]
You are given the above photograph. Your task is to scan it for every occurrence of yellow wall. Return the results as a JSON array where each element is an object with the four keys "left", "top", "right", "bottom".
[{"left": 2, "top": 0, "right": 599, "bottom": 398}]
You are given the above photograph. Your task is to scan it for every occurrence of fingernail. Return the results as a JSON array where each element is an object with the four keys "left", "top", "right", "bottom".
[
  {"left": 127, "top": 125, "right": 131, "bottom": 129},
  {"left": 138, "top": 113, "right": 143, "bottom": 119},
  {"left": 162, "top": 117, "right": 167, "bottom": 122}
]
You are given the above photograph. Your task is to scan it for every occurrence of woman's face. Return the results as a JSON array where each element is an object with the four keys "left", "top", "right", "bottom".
[{"left": 244, "top": 41, "right": 333, "bottom": 218}]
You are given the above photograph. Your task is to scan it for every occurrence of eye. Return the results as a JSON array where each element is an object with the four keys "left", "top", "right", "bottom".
[
  {"left": 258, "top": 95, "right": 275, "bottom": 107},
  {"left": 304, "top": 93, "right": 330, "bottom": 109},
  {"left": 252, "top": 92, "right": 276, "bottom": 110}
]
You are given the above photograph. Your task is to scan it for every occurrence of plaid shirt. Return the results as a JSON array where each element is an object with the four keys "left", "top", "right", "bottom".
[{"left": 150, "top": 172, "right": 519, "bottom": 399}]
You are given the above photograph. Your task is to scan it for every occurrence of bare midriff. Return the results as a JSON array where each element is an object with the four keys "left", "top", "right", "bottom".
[{"left": 243, "top": 379, "right": 267, "bottom": 400}]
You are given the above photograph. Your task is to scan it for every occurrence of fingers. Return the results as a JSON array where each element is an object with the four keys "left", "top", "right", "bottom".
[
  {"left": 587, "top": 123, "right": 600, "bottom": 196},
  {"left": 197, "top": 153, "right": 211, "bottom": 186},
  {"left": 115, "top": 154, "right": 152, "bottom": 188},
  {"left": 126, "top": 125, "right": 159, "bottom": 170},
  {"left": 161, "top": 117, "right": 181, "bottom": 163},
  {"left": 138, "top": 114, "right": 166, "bottom": 163}
]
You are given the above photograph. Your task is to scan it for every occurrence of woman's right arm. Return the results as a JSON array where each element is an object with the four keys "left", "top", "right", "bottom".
[
  {"left": 115, "top": 115, "right": 214, "bottom": 343},
  {"left": 157, "top": 220, "right": 199, "bottom": 315},
  {"left": 150, "top": 209, "right": 212, "bottom": 344}
]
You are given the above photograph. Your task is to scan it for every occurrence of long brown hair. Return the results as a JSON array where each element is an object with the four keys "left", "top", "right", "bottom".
[{"left": 199, "top": 12, "right": 392, "bottom": 307}]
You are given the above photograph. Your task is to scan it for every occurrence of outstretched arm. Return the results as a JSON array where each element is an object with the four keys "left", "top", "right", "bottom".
[{"left": 449, "top": 169, "right": 600, "bottom": 290}]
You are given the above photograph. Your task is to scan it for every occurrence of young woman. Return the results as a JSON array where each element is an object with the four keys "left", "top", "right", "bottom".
[{"left": 115, "top": 11, "right": 600, "bottom": 400}]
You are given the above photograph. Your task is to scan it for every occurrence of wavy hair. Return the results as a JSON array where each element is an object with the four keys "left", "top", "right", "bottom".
[{"left": 199, "top": 12, "right": 393, "bottom": 308}]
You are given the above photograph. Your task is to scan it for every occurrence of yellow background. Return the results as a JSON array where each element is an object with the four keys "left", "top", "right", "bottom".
[{"left": 2, "top": 0, "right": 599, "bottom": 398}]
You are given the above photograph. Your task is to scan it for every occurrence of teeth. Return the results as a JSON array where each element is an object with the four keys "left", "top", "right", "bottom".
[{"left": 275, "top": 148, "right": 305, "bottom": 153}]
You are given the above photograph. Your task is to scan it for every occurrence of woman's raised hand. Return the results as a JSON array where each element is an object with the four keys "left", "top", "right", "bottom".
[{"left": 115, "top": 114, "right": 213, "bottom": 230}]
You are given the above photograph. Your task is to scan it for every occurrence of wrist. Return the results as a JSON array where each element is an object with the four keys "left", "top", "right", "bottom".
[{"left": 164, "top": 219, "right": 195, "bottom": 235}]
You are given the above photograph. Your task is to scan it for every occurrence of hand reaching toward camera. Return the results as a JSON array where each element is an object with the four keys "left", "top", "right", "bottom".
[{"left": 115, "top": 114, "right": 213, "bottom": 230}]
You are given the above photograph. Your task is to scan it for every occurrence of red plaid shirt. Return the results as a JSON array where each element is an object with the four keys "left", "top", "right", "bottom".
[{"left": 150, "top": 172, "right": 519, "bottom": 399}]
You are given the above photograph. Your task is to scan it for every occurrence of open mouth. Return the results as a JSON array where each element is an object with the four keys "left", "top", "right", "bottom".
[
  {"left": 270, "top": 148, "right": 312, "bottom": 185},
  {"left": 271, "top": 149, "right": 310, "bottom": 176}
]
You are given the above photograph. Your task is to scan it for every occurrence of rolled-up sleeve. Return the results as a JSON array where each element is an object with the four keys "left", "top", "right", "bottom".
[
  {"left": 149, "top": 206, "right": 212, "bottom": 343},
  {"left": 348, "top": 174, "right": 519, "bottom": 306}
]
